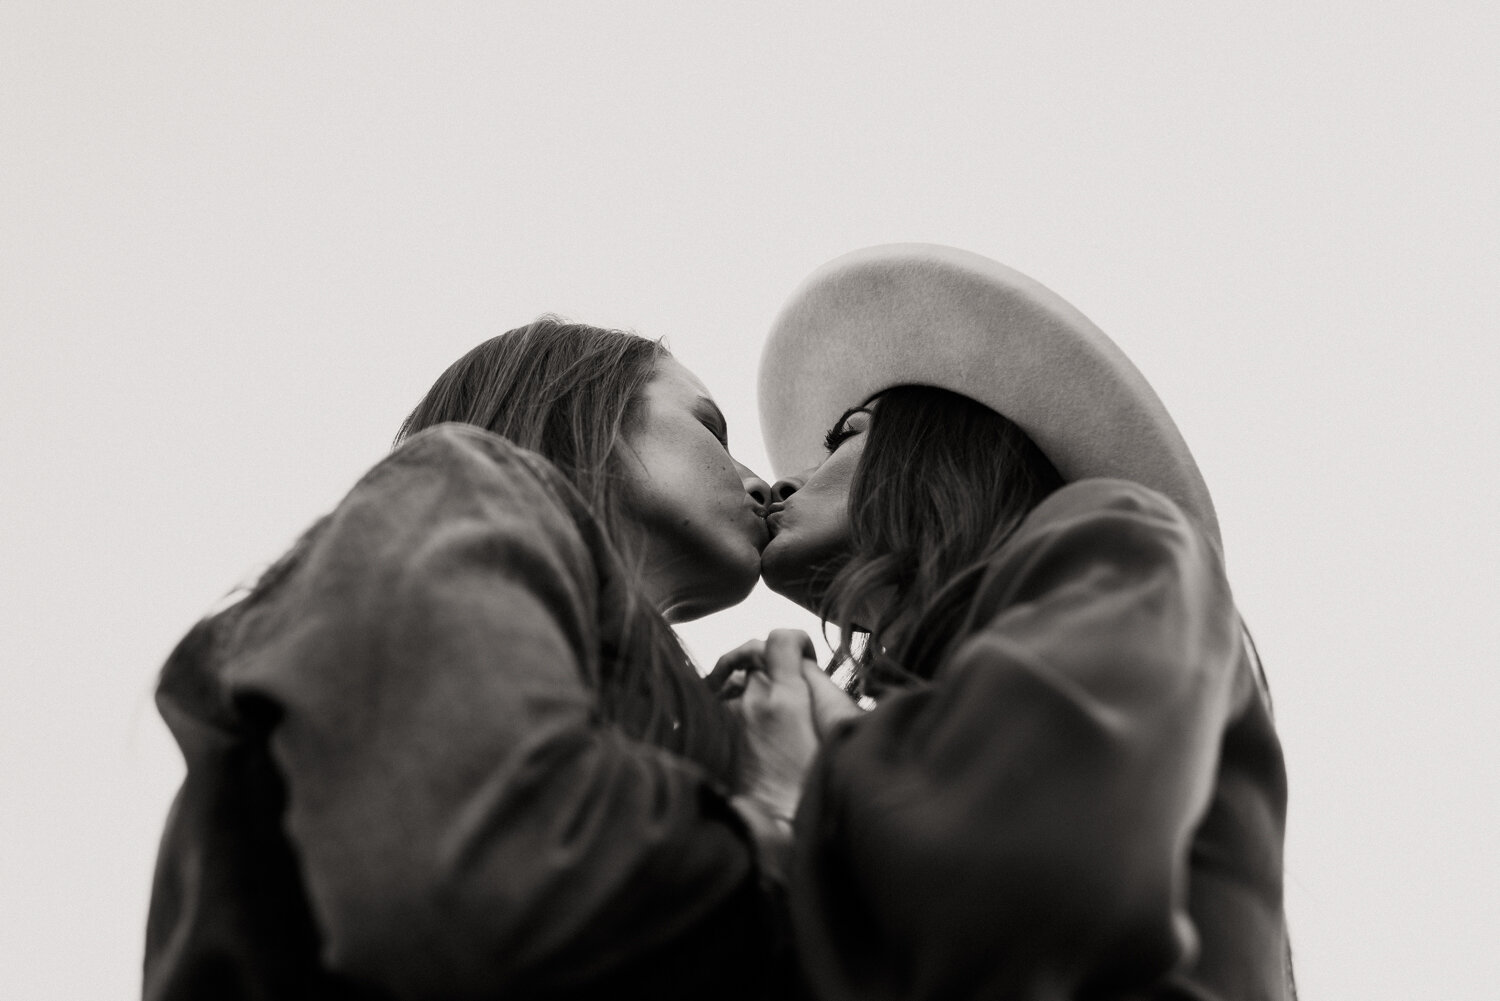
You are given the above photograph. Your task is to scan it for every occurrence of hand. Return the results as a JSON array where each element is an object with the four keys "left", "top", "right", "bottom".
[
  {"left": 711, "top": 632, "right": 865, "bottom": 782},
  {"left": 726, "top": 630, "right": 821, "bottom": 822},
  {"left": 798, "top": 659, "right": 864, "bottom": 740},
  {"left": 720, "top": 630, "right": 821, "bottom": 885},
  {"left": 706, "top": 638, "right": 764, "bottom": 700}
]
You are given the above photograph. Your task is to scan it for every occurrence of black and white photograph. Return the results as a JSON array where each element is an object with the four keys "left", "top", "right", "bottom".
[{"left": 4, "top": 5, "right": 1496, "bottom": 999}]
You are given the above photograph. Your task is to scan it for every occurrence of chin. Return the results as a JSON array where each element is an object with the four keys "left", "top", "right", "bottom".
[
  {"left": 759, "top": 539, "right": 825, "bottom": 614},
  {"left": 669, "top": 546, "right": 761, "bottom": 623}
]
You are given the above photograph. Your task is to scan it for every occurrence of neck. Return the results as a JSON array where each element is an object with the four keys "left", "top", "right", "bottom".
[
  {"left": 619, "top": 531, "right": 712, "bottom": 624},
  {"left": 638, "top": 570, "right": 695, "bottom": 624}
]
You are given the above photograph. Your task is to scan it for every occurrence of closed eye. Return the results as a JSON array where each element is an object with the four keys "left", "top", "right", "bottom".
[
  {"left": 823, "top": 423, "right": 855, "bottom": 452},
  {"left": 694, "top": 398, "right": 730, "bottom": 449},
  {"left": 822, "top": 406, "right": 871, "bottom": 453}
]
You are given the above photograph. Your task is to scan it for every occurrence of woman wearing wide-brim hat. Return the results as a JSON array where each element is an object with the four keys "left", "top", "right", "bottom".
[{"left": 749, "top": 245, "right": 1291, "bottom": 1000}]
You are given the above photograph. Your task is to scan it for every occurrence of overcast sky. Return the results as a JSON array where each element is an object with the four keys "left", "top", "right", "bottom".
[{"left": 4, "top": 4, "right": 1497, "bottom": 999}]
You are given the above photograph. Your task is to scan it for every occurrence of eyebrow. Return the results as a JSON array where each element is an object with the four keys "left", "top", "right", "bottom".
[{"left": 694, "top": 397, "right": 729, "bottom": 444}]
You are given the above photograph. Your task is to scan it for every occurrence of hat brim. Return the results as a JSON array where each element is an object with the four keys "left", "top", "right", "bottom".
[{"left": 757, "top": 243, "right": 1220, "bottom": 547}]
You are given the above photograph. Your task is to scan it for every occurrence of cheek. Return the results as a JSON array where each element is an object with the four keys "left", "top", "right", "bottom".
[
  {"left": 805, "top": 492, "right": 851, "bottom": 546},
  {"left": 803, "top": 461, "right": 854, "bottom": 524},
  {"left": 628, "top": 439, "right": 744, "bottom": 526},
  {"left": 784, "top": 481, "right": 851, "bottom": 552},
  {"left": 684, "top": 440, "right": 749, "bottom": 507}
]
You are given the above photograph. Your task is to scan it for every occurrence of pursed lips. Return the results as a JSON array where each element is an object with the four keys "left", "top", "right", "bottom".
[
  {"left": 742, "top": 498, "right": 773, "bottom": 546},
  {"left": 763, "top": 502, "right": 787, "bottom": 537}
]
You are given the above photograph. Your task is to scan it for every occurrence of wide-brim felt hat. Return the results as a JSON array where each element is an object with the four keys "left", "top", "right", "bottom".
[{"left": 757, "top": 243, "right": 1220, "bottom": 547}]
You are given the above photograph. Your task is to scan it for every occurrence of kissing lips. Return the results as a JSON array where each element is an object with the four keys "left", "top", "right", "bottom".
[{"left": 763, "top": 502, "right": 787, "bottom": 538}]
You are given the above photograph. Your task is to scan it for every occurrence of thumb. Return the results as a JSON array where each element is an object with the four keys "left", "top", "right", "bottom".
[{"left": 764, "top": 629, "right": 816, "bottom": 685}]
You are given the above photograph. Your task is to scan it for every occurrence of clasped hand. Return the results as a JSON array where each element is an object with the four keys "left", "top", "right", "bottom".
[{"left": 706, "top": 629, "right": 862, "bottom": 883}]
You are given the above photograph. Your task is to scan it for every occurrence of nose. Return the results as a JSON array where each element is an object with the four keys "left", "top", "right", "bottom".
[
  {"left": 736, "top": 462, "right": 771, "bottom": 511},
  {"left": 769, "top": 475, "right": 803, "bottom": 502}
]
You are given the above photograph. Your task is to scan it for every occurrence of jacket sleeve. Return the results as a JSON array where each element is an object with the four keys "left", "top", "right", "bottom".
[
  {"left": 222, "top": 426, "right": 765, "bottom": 999},
  {"left": 791, "top": 480, "right": 1245, "bottom": 1001}
]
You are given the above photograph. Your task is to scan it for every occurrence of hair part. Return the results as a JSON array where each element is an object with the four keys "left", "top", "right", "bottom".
[{"left": 822, "top": 384, "right": 1065, "bottom": 697}]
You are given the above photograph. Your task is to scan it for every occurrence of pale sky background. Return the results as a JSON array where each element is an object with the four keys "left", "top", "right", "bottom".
[{"left": 4, "top": 4, "right": 1497, "bottom": 999}]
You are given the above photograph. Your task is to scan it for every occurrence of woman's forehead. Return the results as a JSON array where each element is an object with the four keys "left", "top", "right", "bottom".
[{"left": 648, "top": 355, "right": 713, "bottom": 402}]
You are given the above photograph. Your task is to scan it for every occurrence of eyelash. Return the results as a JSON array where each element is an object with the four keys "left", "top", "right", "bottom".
[{"left": 823, "top": 410, "right": 866, "bottom": 452}]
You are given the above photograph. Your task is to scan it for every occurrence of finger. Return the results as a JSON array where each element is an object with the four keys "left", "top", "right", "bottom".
[
  {"left": 716, "top": 668, "right": 749, "bottom": 700},
  {"left": 772, "top": 628, "right": 817, "bottom": 660},
  {"left": 712, "top": 639, "right": 766, "bottom": 673},
  {"left": 740, "top": 665, "right": 807, "bottom": 723},
  {"left": 706, "top": 639, "right": 766, "bottom": 691},
  {"left": 764, "top": 629, "right": 816, "bottom": 685},
  {"left": 801, "top": 660, "right": 863, "bottom": 739},
  {"left": 739, "top": 666, "right": 780, "bottom": 702},
  {"left": 739, "top": 677, "right": 818, "bottom": 759}
]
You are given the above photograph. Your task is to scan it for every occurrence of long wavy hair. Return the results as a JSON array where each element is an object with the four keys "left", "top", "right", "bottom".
[
  {"left": 388, "top": 317, "right": 743, "bottom": 786},
  {"left": 822, "top": 384, "right": 1065, "bottom": 698}
]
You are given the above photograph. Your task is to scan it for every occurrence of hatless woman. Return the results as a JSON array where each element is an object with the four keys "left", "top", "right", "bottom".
[
  {"left": 144, "top": 318, "right": 812, "bottom": 1000},
  {"left": 740, "top": 246, "right": 1292, "bottom": 1000}
]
